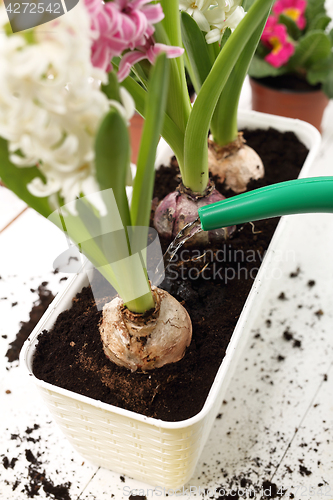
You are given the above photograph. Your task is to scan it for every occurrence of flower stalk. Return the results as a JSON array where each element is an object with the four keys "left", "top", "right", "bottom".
[
  {"left": 0, "top": 1, "right": 172, "bottom": 315},
  {"left": 93, "top": 53, "right": 170, "bottom": 314},
  {"left": 209, "top": 19, "right": 270, "bottom": 147},
  {"left": 0, "top": 1, "right": 196, "bottom": 371},
  {"left": 0, "top": 0, "right": 282, "bottom": 370},
  {"left": 183, "top": 0, "right": 275, "bottom": 193}
]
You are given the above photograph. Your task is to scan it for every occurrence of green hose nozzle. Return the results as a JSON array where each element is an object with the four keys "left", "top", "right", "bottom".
[{"left": 198, "top": 177, "right": 333, "bottom": 231}]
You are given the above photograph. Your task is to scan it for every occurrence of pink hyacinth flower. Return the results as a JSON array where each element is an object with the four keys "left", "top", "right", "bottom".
[
  {"left": 84, "top": 0, "right": 165, "bottom": 72},
  {"left": 118, "top": 38, "right": 184, "bottom": 81},
  {"left": 261, "top": 16, "right": 295, "bottom": 68},
  {"left": 273, "top": 0, "right": 307, "bottom": 30}
]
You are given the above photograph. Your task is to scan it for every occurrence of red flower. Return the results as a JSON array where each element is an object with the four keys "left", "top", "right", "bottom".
[
  {"left": 261, "top": 16, "right": 295, "bottom": 68},
  {"left": 273, "top": 0, "right": 307, "bottom": 30}
]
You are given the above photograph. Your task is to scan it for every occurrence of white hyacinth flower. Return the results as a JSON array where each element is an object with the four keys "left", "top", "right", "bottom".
[
  {"left": 179, "top": 0, "right": 245, "bottom": 43},
  {"left": 179, "top": 0, "right": 214, "bottom": 32},
  {"left": 0, "top": 3, "right": 132, "bottom": 211},
  {"left": 205, "top": 2, "right": 246, "bottom": 44}
]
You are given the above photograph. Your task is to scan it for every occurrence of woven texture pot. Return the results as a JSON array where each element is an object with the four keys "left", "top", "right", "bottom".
[
  {"left": 250, "top": 77, "right": 329, "bottom": 132},
  {"left": 20, "top": 110, "right": 321, "bottom": 489}
]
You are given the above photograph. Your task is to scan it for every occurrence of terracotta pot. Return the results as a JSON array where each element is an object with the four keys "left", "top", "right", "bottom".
[
  {"left": 250, "top": 77, "right": 329, "bottom": 132},
  {"left": 129, "top": 113, "right": 144, "bottom": 163}
]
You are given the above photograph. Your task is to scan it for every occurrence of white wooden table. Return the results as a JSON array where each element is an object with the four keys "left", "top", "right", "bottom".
[{"left": 1, "top": 82, "right": 333, "bottom": 500}]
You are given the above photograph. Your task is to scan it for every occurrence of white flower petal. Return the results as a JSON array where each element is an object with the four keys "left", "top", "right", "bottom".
[
  {"left": 225, "top": 6, "right": 245, "bottom": 30},
  {"left": 205, "top": 28, "right": 222, "bottom": 44},
  {"left": 0, "top": 2, "right": 110, "bottom": 206},
  {"left": 197, "top": 0, "right": 213, "bottom": 12},
  {"left": 109, "top": 100, "right": 129, "bottom": 120},
  {"left": 179, "top": 0, "right": 192, "bottom": 10},
  {"left": 193, "top": 9, "right": 211, "bottom": 32},
  {"left": 27, "top": 176, "right": 61, "bottom": 197},
  {"left": 206, "top": 7, "right": 226, "bottom": 26},
  {"left": 10, "top": 154, "right": 37, "bottom": 167},
  {"left": 119, "top": 87, "right": 135, "bottom": 122}
]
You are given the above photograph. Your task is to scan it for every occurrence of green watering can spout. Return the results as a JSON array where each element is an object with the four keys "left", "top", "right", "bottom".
[{"left": 198, "top": 177, "right": 333, "bottom": 232}]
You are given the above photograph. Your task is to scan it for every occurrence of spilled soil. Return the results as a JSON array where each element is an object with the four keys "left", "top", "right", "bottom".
[{"left": 6, "top": 283, "right": 55, "bottom": 363}]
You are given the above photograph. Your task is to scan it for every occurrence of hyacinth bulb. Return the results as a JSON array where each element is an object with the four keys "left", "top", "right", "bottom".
[
  {"left": 100, "top": 287, "right": 192, "bottom": 372},
  {"left": 208, "top": 135, "right": 264, "bottom": 194},
  {"left": 154, "top": 182, "right": 235, "bottom": 246}
]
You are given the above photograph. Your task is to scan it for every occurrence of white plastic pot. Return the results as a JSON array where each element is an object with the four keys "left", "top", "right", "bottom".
[{"left": 20, "top": 110, "right": 321, "bottom": 489}]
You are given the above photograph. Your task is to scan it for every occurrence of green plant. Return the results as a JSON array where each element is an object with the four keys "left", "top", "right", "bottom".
[
  {"left": 0, "top": 0, "right": 195, "bottom": 370},
  {"left": 249, "top": 0, "right": 333, "bottom": 98},
  {"left": 125, "top": 0, "right": 275, "bottom": 200},
  {"left": 0, "top": 0, "right": 274, "bottom": 371}
]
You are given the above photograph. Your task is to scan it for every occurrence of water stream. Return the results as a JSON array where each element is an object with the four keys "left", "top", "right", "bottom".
[{"left": 154, "top": 218, "right": 203, "bottom": 284}]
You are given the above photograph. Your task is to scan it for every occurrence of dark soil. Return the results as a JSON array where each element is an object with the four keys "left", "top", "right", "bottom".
[
  {"left": 6, "top": 283, "right": 54, "bottom": 363},
  {"left": 2, "top": 424, "right": 72, "bottom": 499},
  {"left": 24, "top": 464, "right": 71, "bottom": 500},
  {"left": 251, "top": 75, "right": 321, "bottom": 92},
  {"left": 154, "top": 127, "right": 307, "bottom": 202},
  {"left": 32, "top": 128, "right": 308, "bottom": 422}
]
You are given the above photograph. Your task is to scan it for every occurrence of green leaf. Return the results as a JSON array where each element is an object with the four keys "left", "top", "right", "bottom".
[
  {"left": 94, "top": 108, "right": 131, "bottom": 229},
  {"left": 183, "top": 50, "right": 200, "bottom": 95},
  {"left": 183, "top": 0, "right": 275, "bottom": 193},
  {"left": 242, "top": 0, "right": 256, "bottom": 11},
  {"left": 120, "top": 72, "right": 185, "bottom": 170},
  {"left": 256, "top": 41, "right": 270, "bottom": 59},
  {"left": 0, "top": 138, "right": 51, "bottom": 218},
  {"left": 131, "top": 54, "right": 169, "bottom": 234},
  {"left": 94, "top": 106, "right": 155, "bottom": 313},
  {"left": 289, "top": 31, "right": 332, "bottom": 70},
  {"left": 181, "top": 11, "right": 213, "bottom": 91},
  {"left": 159, "top": 0, "right": 182, "bottom": 49},
  {"left": 219, "top": 27, "right": 232, "bottom": 52},
  {"left": 248, "top": 54, "right": 286, "bottom": 78},
  {"left": 308, "top": 13, "right": 331, "bottom": 32},
  {"left": 278, "top": 13, "right": 301, "bottom": 40},
  {"left": 132, "top": 63, "right": 149, "bottom": 88},
  {"left": 307, "top": 55, "right": 333, "bottom": 85},
  {"left": 158, "top": 0, "right": 191, "bottom": 135},
  {"left": 153, "top": 21, "right": 191, "bottom": 141},
  {"left": 127, "top": 54, "right": 170, "bottom": 312},
  {"left": 305, "top": 0, "right": 326, "bottom": 26},
  {"left": 129, "top": 54, "right": 170, "bottom": 313},
  {"left": 101, "top": 71, "right": 121, "bottom": 102},
  {"left": 329, "top": 28, "right": 333, "bottom": 46},
  {"left": 49, "top": 202, "right": 132, "bottom": 311},
  {"left": 322, "top": 70, "right": 333, "bottom": 98},
  {"left": 211, "top": 16, "right": 270, "bottom": 146}
]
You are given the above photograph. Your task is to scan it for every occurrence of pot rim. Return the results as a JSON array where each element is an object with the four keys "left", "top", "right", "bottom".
[
  {"left": 19, "top": 109, "right": 322, "bottom": 430},
  {"left": 249, "top": 76, "right": 327, "bottom": 97}
]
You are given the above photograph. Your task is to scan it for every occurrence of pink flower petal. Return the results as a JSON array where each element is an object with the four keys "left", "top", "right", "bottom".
[
  {"left": 141, "top": 4, "right": 164, "bottom": 24},
  {"left": 273, "top": 0, "right": 307, "bottom": 30},
  {"left": 153, "top": 43, "right": 184, "bottom": 59},
  {"left": 84, "top": 0, "right": 182, "bottom": 77},
  {"left": 265, "top": 40, "right": 295, "bottom": 67},
  {"left": 118, "top": 50, "right": 148, "bottom": 81}
]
